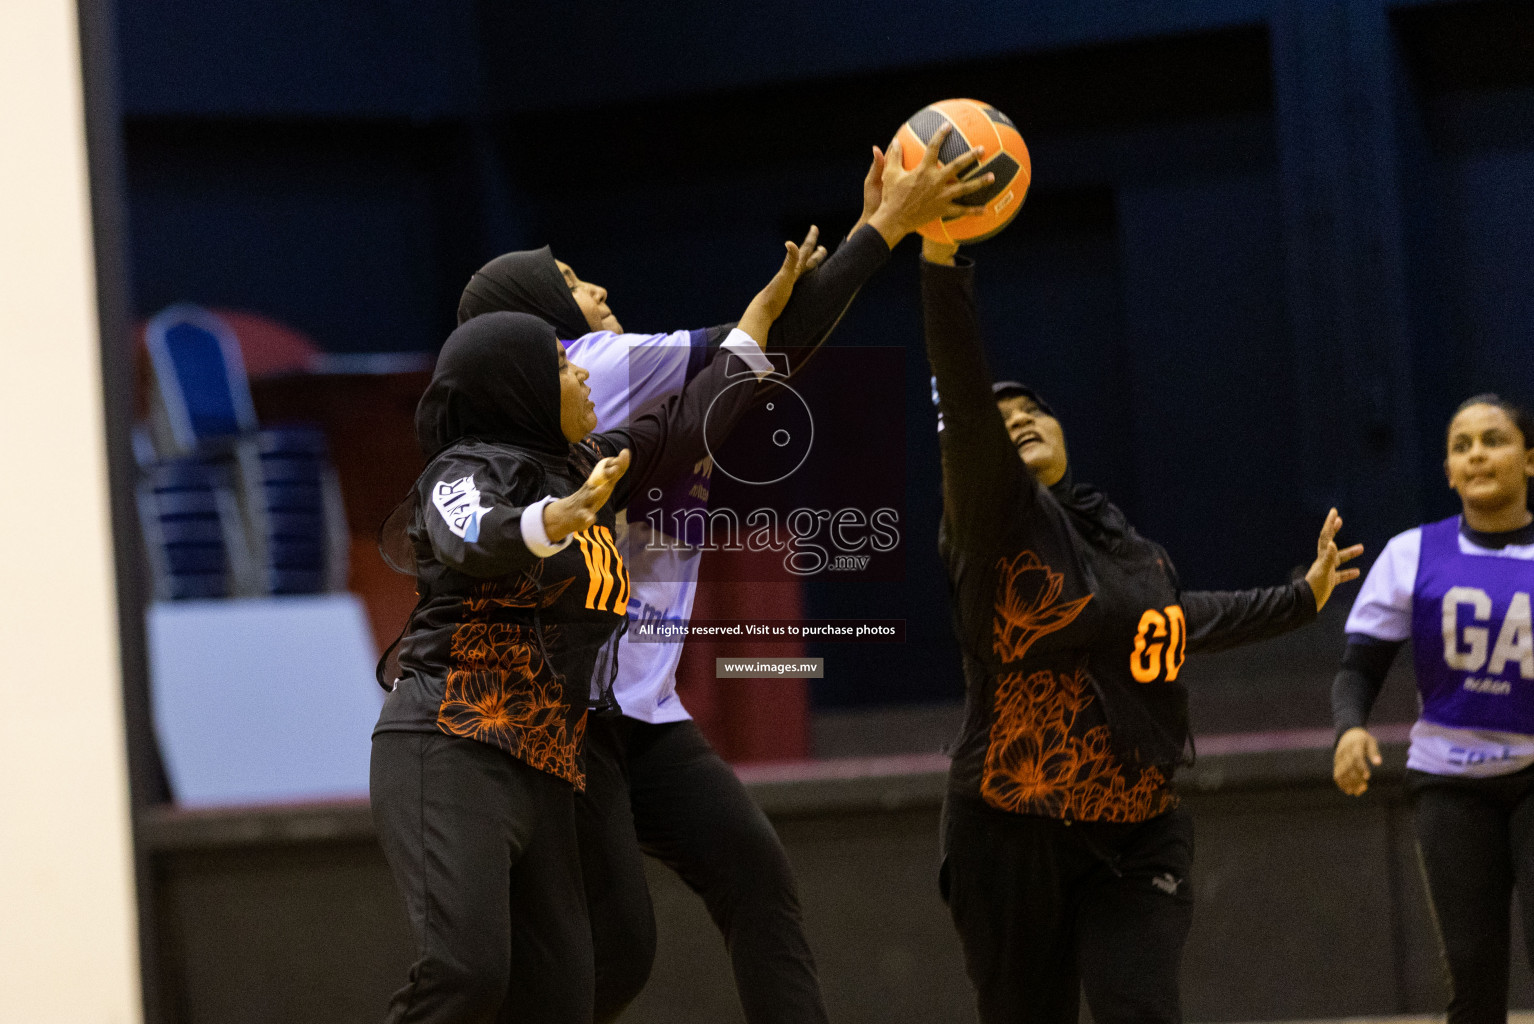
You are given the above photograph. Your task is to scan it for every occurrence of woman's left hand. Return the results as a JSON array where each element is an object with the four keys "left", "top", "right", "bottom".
[
  {"left": 543, "top": 449, "right": 630, "bottom": 542},
  {"left": 765, "top": 224, "right": 826, "bottom": 313},
  {"left": 737, "top": 225, "right": 826, "bottom": 343},
  {"left": 803, "top": 236, "right": 828, "bottom": 273},
  {"left": 1304, "top": 507, "right": 1364, "bottom": 611},
  {"left": 849, "top": 146, "right": 886, "bottom": 236}
]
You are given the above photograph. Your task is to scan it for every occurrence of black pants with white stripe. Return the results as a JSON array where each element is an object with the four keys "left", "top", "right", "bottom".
[
  {"left": 577, "top": 716, "right": 828, "bottom": 1024},
  {"left": 941, "top": 796, "right": 1195, "bottom": 1024},
  {"left": 1410, "top": 765, "right": 1534, "bottom": 1024}
]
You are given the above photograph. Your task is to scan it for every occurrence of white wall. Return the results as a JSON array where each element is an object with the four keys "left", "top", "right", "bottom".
[{"left": 0, "top": 2, "right": 143, "bottom": 1021}]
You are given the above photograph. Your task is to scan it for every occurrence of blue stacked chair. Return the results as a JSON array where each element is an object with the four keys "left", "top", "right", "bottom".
[
  {"left": 136, "top": 458, "right": 248, "bottom": 600},
  {"left": 141, "top": 304, "right": 347, "bottom": 598},
  {"left": 144, "top": 304, "right": 259, "bottom": 455},
  {"left": 239, "top": 425, "right": 349, "bottom": 595}
]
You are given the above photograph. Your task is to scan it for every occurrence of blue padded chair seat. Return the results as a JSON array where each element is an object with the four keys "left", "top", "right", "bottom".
[
  {"left": 164, "top": 545, "right": 229, "bottom": 575},
  {"left": 265, "top": 511, "right": 325, "bottom": 538},
  {"left": 166, "top": 575, "right": 231, "bottom": 601},
  {"left": 139, "top": 456, "right": 242, "bottom": 600},
  {"left": 268, "top": 570, "right": 326, "bottom": 595},
  {"left": 260, "top": 481, "right": 324, "bottom": 510},
  {"left": 157, "top": 518, "right": 226, "bottom": 545},
  {"left": 153, "top": 490, "right": 221, "bottom": 518},
  {"left": 267, "top": 537, "right": 324, "bottom": 567}
]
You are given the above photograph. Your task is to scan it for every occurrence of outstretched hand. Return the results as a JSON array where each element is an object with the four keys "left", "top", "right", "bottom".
[
  {"left": 1304, "top": 507, "right": 1364, "bottom": 611},
  {"left": 737, "top": 225, "right": 825, "bottom": 345},
  {"left": 543, "top": 449, "right": 630, "bottom": 543},
  {"left": 1334, "top": 726, "right": 1382, "bottom": 796},
  {"left": 867, "top": 126, "right": 994, "bottom": 248},
  {"left": 850, "top": 145, "right": 887, "bottom": 236}
]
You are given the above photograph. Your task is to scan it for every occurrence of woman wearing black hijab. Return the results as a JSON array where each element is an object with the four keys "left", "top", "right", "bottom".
[
  {"left": 449, "top": 132, "right": 992, "bottom": 1024},
  {"left": 368, "top": 235, "right": 824, "bottom": 1024},
  {"left": 917, "top": 233, "right": 1363, "bottom": 1024}
]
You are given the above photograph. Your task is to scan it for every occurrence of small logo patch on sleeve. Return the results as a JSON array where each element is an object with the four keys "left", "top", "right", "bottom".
[{"left": 433, "top": 475, "right": 492, "bottom": 543}]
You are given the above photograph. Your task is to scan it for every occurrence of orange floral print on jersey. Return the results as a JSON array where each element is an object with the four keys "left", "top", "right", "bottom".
[
  {"left": 982, "top": 666, "right": 1173, "bottom": 822},
  {"left": 463, "top": 563, "right": 574, "bottom": 614},
  {"left": 439, "top": 639, "right": 538, "bottom": 740},
  {"left": 439, "top": 658, "right": 588, "bottom": 788},
  {"left": 992, "top": 550, "right": 1092, "bottom": 664},
  {"left": 982, "top": 551, "right": 1171, "bottom": 822},
  {"left": 439, "top": 566, "right": 588, "bottom": 787}
]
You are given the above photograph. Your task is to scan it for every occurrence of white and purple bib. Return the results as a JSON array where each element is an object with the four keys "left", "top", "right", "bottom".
[
  {"left": 1412, "top": 515, "right": 1534, "bottom": 734},
  {"left": 1347, "top": 516, "right": 1534, "bottom": 777}
]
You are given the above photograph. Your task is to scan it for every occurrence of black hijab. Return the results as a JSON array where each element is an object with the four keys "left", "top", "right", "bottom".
[
  {"left": 380, "top": 312, "right": 601, "bottom": 689},
  {"left": 992, "top": 380, "right": 1160, "bottom": 566},
  {"left": 381, "top": 311, "right": 582, "bottom": 584},
  {"left": 457, "top": 246, "right": 591, "bottom": 341},
  {"left": 416, "top": 311, "right": 570, "bottom": 460}
]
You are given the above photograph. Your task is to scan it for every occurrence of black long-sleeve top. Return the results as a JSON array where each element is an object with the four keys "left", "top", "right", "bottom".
[{"left": 922, "top": 258, "right": 1317, "bottom": 822}]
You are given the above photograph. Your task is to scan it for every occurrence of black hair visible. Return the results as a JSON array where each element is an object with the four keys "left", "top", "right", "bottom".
[{"left": 1451, "top": 393, "right": 1534, "bottom": 449}]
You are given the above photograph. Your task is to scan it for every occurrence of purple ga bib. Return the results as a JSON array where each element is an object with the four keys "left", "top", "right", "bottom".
[{"left": 1412, "top": 516, "right": 1534, "bottom": 733}]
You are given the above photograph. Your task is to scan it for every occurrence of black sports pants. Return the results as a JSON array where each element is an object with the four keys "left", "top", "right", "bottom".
[
  {"left": 941, "top": 796, "right": 1195, "bottom": 1024},
  {"left": 370, "top": 731, "right": 594, "bottom": 1024},
  {"left": 576, "top": 716, "right": 828, "bottom": 1024},
  {"left": 1409, "top": 765, "right": 1534, "bottom": 1024}
]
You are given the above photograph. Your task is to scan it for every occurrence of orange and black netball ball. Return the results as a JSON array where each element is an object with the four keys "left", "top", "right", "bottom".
[{"left": 894, "top": 98, "right": 1031, "bottom": 244}]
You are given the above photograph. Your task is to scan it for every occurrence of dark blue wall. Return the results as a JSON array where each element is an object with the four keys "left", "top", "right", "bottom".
[
  {"left": 127, "top": 121, "right": 480, "bottom": 354},
  {"left": 116, "top": 0, "right": 1534, "bottom": 711}
]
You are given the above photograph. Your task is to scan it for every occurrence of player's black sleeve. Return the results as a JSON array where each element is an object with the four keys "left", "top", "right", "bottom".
[
  {"left": 417, "top": 451, "right": 550, "bottom": 579},
  {"left": 706, "top": 223, "right": 892, "bottom": 375},
  {"left": 1331, "top": 634, "right": 1405, "bottom": 738},
  {"left": 702, "top": 325, "right": 735, "bottom": 349},
  {"left": 920, "top": 256, "right": 1038, "bottom": 557},
  {"left": 599, "top": 347, "right": 762, "bottom": 511},
  {"left": 1182, "top": 579, "right": 1318, "bottom": 653}
]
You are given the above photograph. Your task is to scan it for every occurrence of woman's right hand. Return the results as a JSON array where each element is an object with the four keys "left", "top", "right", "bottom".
[
  {"left": 735, "top": 225, "right": 826, "bottom": 346},
  {"left": 867, "top": 126, "right": 993, "bottom": 248},
  {"left": 1333, "top": 726, "right": 1383, "bottom": 796},
  {"left": 543, "top": 449, "right": 630, "bottom": 543}
]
